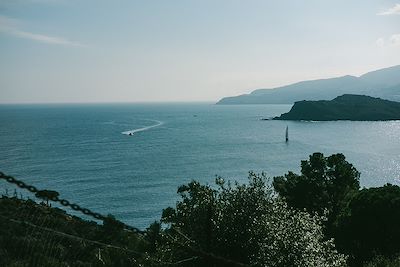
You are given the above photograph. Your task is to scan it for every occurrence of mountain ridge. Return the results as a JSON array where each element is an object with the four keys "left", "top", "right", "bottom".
[{"left": 217, "top": 65, "right": 400, "bottom": 104}]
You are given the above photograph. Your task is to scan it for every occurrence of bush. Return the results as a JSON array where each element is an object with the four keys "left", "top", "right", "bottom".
[
  {"left": 158, "top": 172, "right": 347, "bottom": 266},
  {"left": 273, "top": 152, "right": 360, "bottom": 233},
  {"left": 364, "top": 255, "right": 400, "bottom": 267},
  {"left": 336, "top": 184, "right": 400, "bottom": 266}
]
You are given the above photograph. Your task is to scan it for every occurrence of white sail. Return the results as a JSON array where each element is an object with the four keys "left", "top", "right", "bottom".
[{"left": 285, "top": 126, "right": 289, "bottom": 142}]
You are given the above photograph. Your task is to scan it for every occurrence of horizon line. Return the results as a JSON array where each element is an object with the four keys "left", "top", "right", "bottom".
[{"left": 0, "top": 100, "right": 217, "bottom": 105}]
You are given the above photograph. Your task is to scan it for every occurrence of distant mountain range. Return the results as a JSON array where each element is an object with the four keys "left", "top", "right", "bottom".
[{"left": 216, "top": 65, "right": 400, "bottom": 104}]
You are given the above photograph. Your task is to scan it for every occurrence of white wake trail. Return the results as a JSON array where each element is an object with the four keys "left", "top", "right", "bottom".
[{"left": 121, "top": 120, "right": 163, "bottom": 136}]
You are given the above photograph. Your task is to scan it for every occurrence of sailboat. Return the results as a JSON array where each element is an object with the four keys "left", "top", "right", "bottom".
[{"left": 285, "top": 126, "right": 289, "bottom": 142}]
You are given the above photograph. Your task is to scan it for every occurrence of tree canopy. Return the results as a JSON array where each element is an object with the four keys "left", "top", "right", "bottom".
[
  {"left": 335, "top": 184, "right": 400, "bottom": 266},
  {"left": 273, "top": 153, "right": 360, "bottom": 231},
  {"left": 4, "top": 152, "right": 400, "bottom": 266},
  {"left": 159, "top": 172, "right": 347, "bottom": 266},
  {"left": 35, "top": 190, "right": 60, "bottom": 205}
]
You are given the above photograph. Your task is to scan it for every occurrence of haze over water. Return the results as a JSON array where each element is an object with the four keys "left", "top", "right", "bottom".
[{"left": 1, "top": 103, "right": 399, "bottom": 229}]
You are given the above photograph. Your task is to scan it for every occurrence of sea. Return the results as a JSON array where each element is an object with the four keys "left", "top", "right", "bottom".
[{"left": 1, "top": 103, "right": 399, "bottom": 229}]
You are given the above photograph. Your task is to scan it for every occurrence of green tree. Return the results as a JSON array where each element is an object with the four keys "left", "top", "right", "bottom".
[
  {"left": 273, "top": 153, "right": 360, "bottom": 231},
  {"left": 35, "top": 190, "right": 59, "bottom": 206},
  {"left": 335, "top": 184, "right": 400, "bottom": 266},
  {"left": 364, "top": 255, "right": 400, "bottom": 267},
  {"left": 158, "top": 173, "right": 347, "bottom": 266}
]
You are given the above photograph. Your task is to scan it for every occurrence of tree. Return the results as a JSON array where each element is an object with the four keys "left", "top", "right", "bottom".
[
  {"left": 158, "top": 172, "right": 347, "bottom": 266},
  {"left": 335, "top": 184, "right": 400, "bottom": 266},
  {"left": 273, "top": 153, "right": 360, "bottom": 232},
  {"left": 35, "top": 190, "right": 59, "bottom": 206}
]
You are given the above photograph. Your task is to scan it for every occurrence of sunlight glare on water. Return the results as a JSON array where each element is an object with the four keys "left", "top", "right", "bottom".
[{"left": 1, "top": 103, "right": 399, "bottom": 228}]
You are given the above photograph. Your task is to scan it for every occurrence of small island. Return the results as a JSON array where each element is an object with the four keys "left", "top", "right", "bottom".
[{"left": 274, "top": 94, "right": 400, "bottom": 121}]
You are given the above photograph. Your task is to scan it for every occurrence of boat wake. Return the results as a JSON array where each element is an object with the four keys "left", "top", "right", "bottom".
[{"left": 121, "top": 120, "right": 163, "bottom": 136}]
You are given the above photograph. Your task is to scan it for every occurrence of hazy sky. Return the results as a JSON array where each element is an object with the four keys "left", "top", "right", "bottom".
[{"left": 0, "top": 0, "right": 399, "bottom": 103}]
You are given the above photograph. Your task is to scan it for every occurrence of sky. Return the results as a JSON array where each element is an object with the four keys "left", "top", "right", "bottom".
[{"left": 0, "top": 0, "right": 399, "bottom": 103}]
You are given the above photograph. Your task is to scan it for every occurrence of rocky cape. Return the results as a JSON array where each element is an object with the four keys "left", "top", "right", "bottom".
[
  {"left": 217, "top": 65, "right": 400, "bottom": 104},
  {"left": 273, "top": 94, "right": 400, "bottom": 121}
]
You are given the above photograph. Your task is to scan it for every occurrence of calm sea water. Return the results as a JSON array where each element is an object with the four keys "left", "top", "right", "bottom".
[{"left": 1, "top": 103, "right": 399, "bottom": 229}]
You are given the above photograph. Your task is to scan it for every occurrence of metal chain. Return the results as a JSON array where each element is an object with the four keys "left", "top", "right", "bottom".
[
  {"left": 0, "top": 171, "right": 145, "bottom": 234},
  {"left": 0, "top": 171, "right": 256, "bottom": 266}
]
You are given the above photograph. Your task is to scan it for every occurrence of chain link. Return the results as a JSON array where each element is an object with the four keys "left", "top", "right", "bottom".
[
  {"left": 0, "top": 171, "right": 145, "bottom": 234},
  {"left": 0, "top": 171, "right": 255, "bottom": 266}
]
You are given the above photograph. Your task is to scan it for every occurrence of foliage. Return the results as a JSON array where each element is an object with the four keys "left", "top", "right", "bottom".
[
  {"left": 335, "top": 184, "right": 400, "bottom": 266},
  {"left": 273, "top": 152, "right": 360, "bottom": 232},
  {"left": 272, "top": 153, "right": 400, "bottom": 265},
  {"left": 274, "top": 94, "right": 400, "bottom": 121},
  {"left": 35, "top": 190, "right": 60, "bottom": 205},
  {"left": 364, "top": 255, "right": 400, "bottom": 267},
  {"left": 0, "top": 196, "right": 147, "bottom": 267},
  {"left": 3, "top": 152, "right": 400, "bottom": 267},
  {"left": 158, "top": 172, "right": 347, "bottom": 266}
]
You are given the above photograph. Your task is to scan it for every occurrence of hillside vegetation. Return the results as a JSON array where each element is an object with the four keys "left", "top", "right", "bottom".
[
  {"left": 274, "top": 94, "right": 400, "bottom": 121},
  {"left": 1, "top": 153, "right": 400, "bottom": 266}
]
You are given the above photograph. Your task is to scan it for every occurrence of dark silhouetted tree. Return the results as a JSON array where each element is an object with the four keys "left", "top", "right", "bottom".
[
  {"left": 335, "top": 184, "right": 400, "bottom": 266},
  {"left": 35, "top": 190, "right": 59, "bottom": 206},
  {"left": 273, "top": 152, "right": 360, "bottom": 232}
]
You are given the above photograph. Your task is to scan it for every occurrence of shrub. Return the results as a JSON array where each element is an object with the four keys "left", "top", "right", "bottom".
[{"left": 159, "top": 172, "right": 347, "bottom": 266}]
